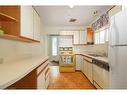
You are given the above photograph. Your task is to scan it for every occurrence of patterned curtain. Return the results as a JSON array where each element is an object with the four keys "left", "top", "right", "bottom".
[{"left": 92, "top": 12, "right": 109, "bottom": 31}]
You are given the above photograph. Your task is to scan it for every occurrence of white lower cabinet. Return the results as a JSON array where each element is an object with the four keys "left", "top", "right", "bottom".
[
  {"left": 87, "top": 62, "right": 93, "bottom": 83},
  {"left": 80, "top": 56, "right": 84, "bottom": 72},
  {"left": 83, "top": 56, "right": 93, "bottom": 84},
  {"left": 37, "top": 71, "right": 45, "bottom": 89},
  {"left": 76, "top": 55, "right": 109, "bottom": 89},
  {"left": 37, "top": 61, "right": 50, "bottom": 89},
  {"left": 83, "top": 58, "right": 88, "bottom": 77},
  {"left": 76, "top": 55, "right": 83, "bottom": 70}
]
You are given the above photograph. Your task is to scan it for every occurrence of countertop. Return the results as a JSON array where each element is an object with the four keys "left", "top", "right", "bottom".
[
  {"left": 76, "top": 53, "right": 108, "bottom": 63},
  {"left": 0, "top": 56, "right": 49, "bottom": 89}
]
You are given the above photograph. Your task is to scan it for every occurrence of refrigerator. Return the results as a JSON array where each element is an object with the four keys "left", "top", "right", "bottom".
[{"left": 109, "top": 8, "right": 127, "bottom": 89}]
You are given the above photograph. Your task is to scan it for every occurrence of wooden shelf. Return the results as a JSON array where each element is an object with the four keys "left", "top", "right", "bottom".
[
  {"left": 0, "top": 34, "right": 32, "bottom": 42},
  {"left": 0, "top": 13, "right": 18, "bottom": 22}
]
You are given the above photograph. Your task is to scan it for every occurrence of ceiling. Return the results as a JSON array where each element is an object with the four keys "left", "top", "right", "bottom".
[{"left": 34, "top": 6, "right": 112, "bottom": 27}]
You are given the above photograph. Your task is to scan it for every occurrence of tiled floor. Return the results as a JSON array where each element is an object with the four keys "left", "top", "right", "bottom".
[{"left": 48, "top": 66, "right": 96, "bottom": 89}]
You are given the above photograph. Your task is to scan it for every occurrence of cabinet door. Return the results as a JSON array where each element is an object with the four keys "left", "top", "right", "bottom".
[
  {"left": 87, "top": 28, "right": 94, "bottom": 44},
  {"left": 83, "top": 58, "right": 88, "bottom": 76},
  {"left": 87, "top": 62, "right": 93, "bottom": 83},
  {"left": 73, "top": 31, "right": 79, "bottom": 44},
  {"left": 67, "top": 31, "right": 74, "bottom": 35},
  {"left": 33, "top": 9, "right": 41, "bottom": 41},
  {"left": 79, "top": 31, "right": 87, "bottom": 44},
  {"left": 37, "top": 71, "right": 46, "bottom": 89},
  {"left": 59, "top": 31, "right": 73, "bottom": 35},
  {"left": 20, "top": 6, "right": 34, "bottom": 39},
  {"left": 76, "top": 55, "right": 81, "bottom": 70},
  {"left": 59, "top": 31, "right": 67, "bottom": 35}
]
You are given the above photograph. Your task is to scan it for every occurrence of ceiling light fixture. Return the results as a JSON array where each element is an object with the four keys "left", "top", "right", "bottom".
[{"left": 69, "top": 5, "right": 74, "bottom": 8}]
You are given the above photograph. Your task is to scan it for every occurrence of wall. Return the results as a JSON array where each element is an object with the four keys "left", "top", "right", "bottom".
[{"left": 0, "top": 23, "right": 47, "bottom": 63}]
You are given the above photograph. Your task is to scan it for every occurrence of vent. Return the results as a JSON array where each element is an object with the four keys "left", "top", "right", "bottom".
[{"left": 69, "top": 18, "right": 77, "bottom": 22}]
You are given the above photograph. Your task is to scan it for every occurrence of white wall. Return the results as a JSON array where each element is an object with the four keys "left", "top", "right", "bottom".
[{"left": 0, "top": 23, "right": 47, "bottom": 63}]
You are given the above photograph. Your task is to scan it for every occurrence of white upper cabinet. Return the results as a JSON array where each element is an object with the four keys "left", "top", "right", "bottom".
[
  {"left": 79, "top": 31, "right": 87, "bottom": 44},
  {"left": 73, "top": 31, "right": 79, "bottom": 44},
  {"left": 73, "top": 31, "right": 80, "bottom": 44},
  {"left": 20, "top": 6, "right": 34, "bottom": 39},
  {"left": 59, "top": 31, "right": 74, "bottom": 35},
  {"left": 20, "top": 6, "right": 41, "bottom": 42},
  {"left": 73, "top": 31, "right": 87, "bottom": 45},
  {"left": 33, "top": 9, "right": 41, "bottom": 41}
]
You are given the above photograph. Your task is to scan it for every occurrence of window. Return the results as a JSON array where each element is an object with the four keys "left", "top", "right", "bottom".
[
  {"left": 95, "top": 32, "right": 100, "bottom": 44},
  {"left": 95, "top": 28, "right": 109, "bottom": 44},
  {"left": 105, "top": 28, "right": 109, "bottom": 42},
  {"left": 52, "top": 36, "right": 58, "bottom": 56},
  {"left": 100, "top": 30, "right": 105, "bottom": 44}
]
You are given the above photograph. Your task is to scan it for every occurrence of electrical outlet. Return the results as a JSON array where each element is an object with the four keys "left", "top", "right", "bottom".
[{"left": 0, "top": 58, "right": 3, "bottom": 64}]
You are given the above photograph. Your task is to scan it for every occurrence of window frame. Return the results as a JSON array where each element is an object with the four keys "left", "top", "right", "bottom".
[{"left": 94, "top": 26, "right": 109, "bottom": 44}]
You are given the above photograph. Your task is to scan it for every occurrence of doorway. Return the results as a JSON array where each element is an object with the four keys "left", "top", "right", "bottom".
[{"left": 48, "top": 35, "right": 59, "bottom": 66}]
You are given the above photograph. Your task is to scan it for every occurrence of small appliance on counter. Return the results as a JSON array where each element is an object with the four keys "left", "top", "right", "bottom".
[{"left": 59, "top": 47, "right": 75, "bottom": 72}]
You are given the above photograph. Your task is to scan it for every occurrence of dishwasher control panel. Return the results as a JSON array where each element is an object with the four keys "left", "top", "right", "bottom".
[{"left": 92, "top": 59, "right": 109, "bottom": 71}]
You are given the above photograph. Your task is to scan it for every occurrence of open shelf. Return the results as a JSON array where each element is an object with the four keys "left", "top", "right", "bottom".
[
  {"left": 0, "top": 34, "right": 32, "bottom": 42},
  {"left": 0, "top": 13, "right": 18, "bottom": 22}
]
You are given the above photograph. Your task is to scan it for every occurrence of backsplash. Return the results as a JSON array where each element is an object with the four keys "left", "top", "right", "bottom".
[
  {"left": 73, "top": 44, "right": 108, "bottom": 56},
  {"left": 0, "top": 27, "right": 47, "bottom": 64}
]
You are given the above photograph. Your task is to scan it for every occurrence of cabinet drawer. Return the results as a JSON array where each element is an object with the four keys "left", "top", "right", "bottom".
[
  {"left": 45, "top": 68, "right": 50, "bottom": 79},
  {"left": 37, "top": 61, "right": 49, "bottom": 74},
  {"left": 45, "top": 74, "right": 50, "bottom": 88}
]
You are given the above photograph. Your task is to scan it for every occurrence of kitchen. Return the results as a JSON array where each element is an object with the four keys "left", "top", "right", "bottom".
[{"left": 0, "top": 5, "right": 127, "bottom": 90}]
